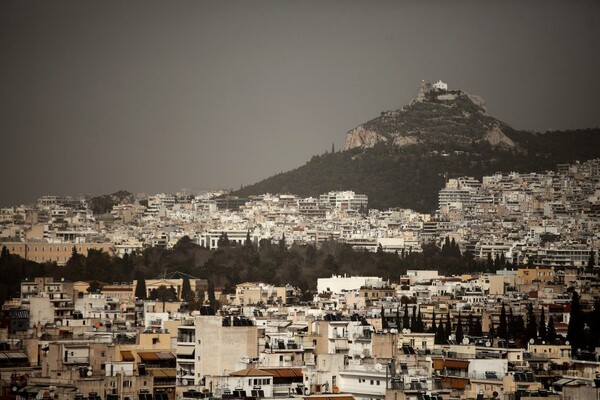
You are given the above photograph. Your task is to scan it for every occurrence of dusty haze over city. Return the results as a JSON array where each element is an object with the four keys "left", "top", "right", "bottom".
[{"left": 1, "top": 1, "right": 599, "bottom": 206}]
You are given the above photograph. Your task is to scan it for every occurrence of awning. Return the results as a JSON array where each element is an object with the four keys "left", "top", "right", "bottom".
[
  {"left": 444, "top": 359, "right": 469, "bottom": 369},
  {"left": 152, "top": 369, "right": 176, "bottom": 378},
  {"left": 138, "top": 352, "right": 159, "bottom": 361},
  {"left": 157, "top": 352, "right": 175, "bottom": 360},
  {"left": 261, "top": 368, "right": 303, "bottom": 378},
  {"left": 177, "top": 346, "right": 195, "bottom": 356},
  {"left": 121, "top": 351, "right": 135, "bottom": 361},
  {"left": 4, "top": 352, "right": 28, "bottom": 359},
  {"left": 230, "top": 368, "right": 275, "bottom": 377}
]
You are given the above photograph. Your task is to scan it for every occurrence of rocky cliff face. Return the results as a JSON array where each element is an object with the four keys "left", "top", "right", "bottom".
[{"left": 345, "top": 82, "right": 515, "bottom": 151}]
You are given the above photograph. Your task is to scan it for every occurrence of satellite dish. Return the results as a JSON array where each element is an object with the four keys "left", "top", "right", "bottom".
[
  {"left": 375, "top": 363, "right": 383, "bottom": 371},
  {"left": 360, "top": 354, "right": 365, "bottom": 359},
  {"left": 565, "top": 341, "right": 570, "bottom": 346},
  {"left": 56, "top": 321, "right": 62, "bottom": 327},
  {"left": 86, "top": 370, "right": 92, "bottom": 377},
  {"left": 406, "top": 329, "right": 411, "bottom": 334},
  {"left": 485, "top": 341, "right": 491, "bottom": 347},
  {"left": 182, "top": 379, "right": 189, "bottom": 386},
  {"left": 37, "top": 332, "right": 43, "bottom": 338},
  {"left": 529, "top": 339, "right": 534, "bottom": 344},
  {"left": 463, "top": 338, "right": 470, "bottom": 345}
]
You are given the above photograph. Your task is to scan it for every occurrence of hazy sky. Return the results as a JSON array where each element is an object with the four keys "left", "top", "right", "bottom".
[{"left": 1, "top": 1, "right": 599, "bottom": 206}]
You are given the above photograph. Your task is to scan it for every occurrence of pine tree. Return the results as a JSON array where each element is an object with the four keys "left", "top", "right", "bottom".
[
  {"left": 396, "top": 306, "right": 401, "bottom": 331},
  {"left": 589, "top": 299, "right": 600, "bottom": 350}
]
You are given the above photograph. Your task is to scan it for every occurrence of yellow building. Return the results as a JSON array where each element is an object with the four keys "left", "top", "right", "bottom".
[
  {"left": 0, "top": 241, "right": 113, "bottom": 265},
  {"left": 516, "top": 267, "right": 555, "bottom": 285}
]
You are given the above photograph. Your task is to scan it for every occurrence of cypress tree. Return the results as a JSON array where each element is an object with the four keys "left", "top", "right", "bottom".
[
  {"left": 181, "top": 276, "right": 192, "bottom": 302},
  {"left": 396, "top": 306, "right": 401, "bottom": 331},
  {"left": 430, "top": 309, "right": 437, "bottom": 334},
  {"left": 381, "top": 305, "right": 388, "bottom": 330},
  {"left": 445, "top": 312, "right": 452, "bottom": 340},
  {"left": 403, "top": 303, "right": 410, "bottom": 330},
  {"left": 435, "top": 315, "right": 445, "bottom": 344},
  {"left": 135, "top": 274, "right": 147, "bottom": 300},
  {"left": 547, "top": 316, "right": 556, "bottom": 344},
  {"left": 456, "top": 313, "right": 464, "bottom": 343},
  {"left": 539, "top": 307, "right": 547, "bottom": 341},
  {"left": 498, "top": 304, "right": 508, "bottom": 339},
  {"left": 207, "top": 279, "right": 218, "bottom": 313},
  {"left": 526, "top": 303, "right": 538, "bottom": 342},
  {"left": 467, "top": 313, "right": 474, "bottom": 336},
  {"left": 411, "top": 305, "right": 417, "bottom": 330},
  {"left": 567, "top": 290, "right": 585, "bottom": 352},
  {"left": 416, "top": 309, "right": 425, "bottom": 333}
]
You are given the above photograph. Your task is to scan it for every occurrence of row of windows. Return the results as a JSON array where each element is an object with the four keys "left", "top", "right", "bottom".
[
  {"left": 248, "top": 379, "right": 271, "bottom": 386},
  {"left": 33, "top": 256, "right": 68, "bottom": 262},
  {"left": 358, "top": 379, "right": 381, "bottom": 385}
]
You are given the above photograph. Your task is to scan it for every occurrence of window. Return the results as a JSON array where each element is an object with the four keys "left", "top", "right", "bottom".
[
  {"left": 123, "top": 380, "right": 132, "bottom": 388},
  {"left": 370, "top": 380, "right": 374, "bottom": 385}
]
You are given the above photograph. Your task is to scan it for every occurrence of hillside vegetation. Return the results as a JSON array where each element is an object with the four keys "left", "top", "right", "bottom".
[{"left": 234, "top": 86, "right": 600, "bottom": 212}]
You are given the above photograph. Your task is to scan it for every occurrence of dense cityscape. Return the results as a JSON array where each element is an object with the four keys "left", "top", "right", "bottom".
[{"left": 0, "top": 158, "right": 598, "bottom": 399}]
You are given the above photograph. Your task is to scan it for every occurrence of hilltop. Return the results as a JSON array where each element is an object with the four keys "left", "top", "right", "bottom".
[
  {"left": 233, "top": 81, "right": 600, "bottom": 212},
  {"left": 345, "top": 80, "right": 516, "bottom": 151}
]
